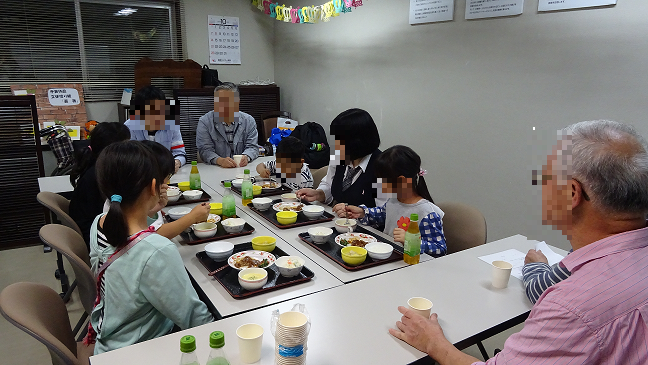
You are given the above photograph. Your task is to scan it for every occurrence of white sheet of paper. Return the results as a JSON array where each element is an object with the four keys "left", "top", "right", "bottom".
[
  {"left": 208, "top": 15, "right": 241, "bottom": 65},
  {"left": 465, "top": 0, "right": 524, "bottom": 19},
  {"left": 478, "top": 249, "right": 526, "bottom": 280},
  {"left": 409, "top": 0, "right": 454, "bottom": 25},
  {"left": 534, "top": 241, "right": 565, "bottom": 266},
  {"left": 538, "top": 0, "right": 616, "bottom": 12}
]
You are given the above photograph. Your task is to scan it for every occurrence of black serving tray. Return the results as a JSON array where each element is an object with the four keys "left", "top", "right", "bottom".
[
  {"left": 196, "top": 242, "right": 315, "bottom": 299},
  {"left": 247, "top": 199, "right": 334, "bottom": 229},
  {"left": 166, "top": 183, "right": 212, "bottom": 207},
  {"left": 163, "top": 214, "right": 254, "bottom": 245},
  {"left": 221, "top": 179, "right": 292, "bottom": 198},
  {"left": 298, "top": 225, "right": 404, "bottom": 271}
]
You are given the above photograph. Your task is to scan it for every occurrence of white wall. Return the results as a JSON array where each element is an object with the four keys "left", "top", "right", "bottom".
[
  {"left": 85, "top": 0, "right": 276, "bottom": 123},
  {"left": 273, "top": 0, "right": 648, "bottom": 250}
]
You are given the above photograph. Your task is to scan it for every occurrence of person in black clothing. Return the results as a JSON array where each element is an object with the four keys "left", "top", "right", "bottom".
[
  {"left": 69, "top": 122, "right": 130, "bottom": 247},
  {"left": 297, "top": 108, "right": 381, "bottom": 208}
]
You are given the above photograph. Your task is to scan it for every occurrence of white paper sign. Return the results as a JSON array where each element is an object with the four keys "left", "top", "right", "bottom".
[
  {"left": 409, "top": 0, "right": 454, "bottom": 24},
  {"left": 48, "top": 88, "right": 80, "bottom": 106},
  {"left": 478, "top": 249, "right": 527, "bottom": 280},
  {"left": 466, "top": 0, "right": 524, "bottom": 20},
  {"left": 538, "top": 0, "right": 616, "bottom": 12},
  {"left": 208, "top": 15, "right": 241, "bottom": 65}
]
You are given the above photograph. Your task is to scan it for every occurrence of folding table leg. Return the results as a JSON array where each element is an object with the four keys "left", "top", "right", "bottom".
[{"left": 477, "top": 341, "right": 489, "bottom": 361}]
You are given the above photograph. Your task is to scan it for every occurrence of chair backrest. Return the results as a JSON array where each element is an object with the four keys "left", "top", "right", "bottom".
[
  {"left": 262, "top": 111, "right": 292, "bottom": 143},
  {"left": 0, "top": 282, "right": 80, "bottom": 365},
  {"left": 39, "top": 225, "right": 96, "bottom": 315},
  {"left": 311, "top": 166, "right": 328, "bottom": 189},
  {"left": 437, "top": 202, "right": 487, "bottom": 254},
  {"left": 37, "top": 192, "right": 82, "bottom": 236}
]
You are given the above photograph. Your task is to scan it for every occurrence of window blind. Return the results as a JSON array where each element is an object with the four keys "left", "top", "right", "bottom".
[{"left": 0, "top": 0, "right": 184, "bottom": 102}]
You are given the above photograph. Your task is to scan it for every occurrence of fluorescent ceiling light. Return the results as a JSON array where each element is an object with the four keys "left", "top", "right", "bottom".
[{"left": 114, "top": 8, "right": 137, "bottom": 16}]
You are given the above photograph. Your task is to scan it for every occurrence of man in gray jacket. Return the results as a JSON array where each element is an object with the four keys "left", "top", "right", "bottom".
[{"left": 196, "top": 83, "right": 260, "bottom": 167}]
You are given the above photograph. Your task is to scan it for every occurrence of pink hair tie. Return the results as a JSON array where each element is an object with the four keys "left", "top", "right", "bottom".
[{"left": 418, "top": 169, "right": 427, "bottom": 177}]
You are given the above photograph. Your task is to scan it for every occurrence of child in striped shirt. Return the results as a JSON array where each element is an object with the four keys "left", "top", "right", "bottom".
[{"left": 256, "top": 136, "right": 314, "bottom": 190}]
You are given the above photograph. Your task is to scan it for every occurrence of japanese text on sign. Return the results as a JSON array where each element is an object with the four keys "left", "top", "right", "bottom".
[
  {"left": 538, "top": 0, "right": 616, "bottom": 12},
  {"left": 208, "top": 15, "right": 241, "bottom": 65},
  {"left": 48, "top": 88, "right": 80, "bottom": 106},
  {"left": 465, "top": 0, "right": 524, "bottom": 19}
]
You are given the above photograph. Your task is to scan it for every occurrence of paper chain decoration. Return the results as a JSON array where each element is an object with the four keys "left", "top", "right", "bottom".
[{"left": 251, "top": 0, "right": 364, "bottom": 23}]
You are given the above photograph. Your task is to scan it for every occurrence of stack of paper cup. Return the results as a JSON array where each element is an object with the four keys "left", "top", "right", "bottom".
[{"left": 274, "top": 311, "right": 309, "bottom": 365}]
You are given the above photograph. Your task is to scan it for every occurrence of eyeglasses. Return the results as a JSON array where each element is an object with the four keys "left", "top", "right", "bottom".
[{"left": 531, "top": 169, "right": 552, "bottom": 185}]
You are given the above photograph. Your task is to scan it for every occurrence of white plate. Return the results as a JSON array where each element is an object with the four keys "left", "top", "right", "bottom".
[
  {"left": 228, "top": 250, "right": 276, "bottom": 270},
  {"left": 254, "top": 180, "right": 282, "bottom": 190},
  {"left": 206, "top": 214, "right": 221, "bottom": 224},
  {"left": 334, "top": 233, "right": 377, "bottom": 247},
  {"left": 273, "top": 202, "right": 304, "bottom": 212}
]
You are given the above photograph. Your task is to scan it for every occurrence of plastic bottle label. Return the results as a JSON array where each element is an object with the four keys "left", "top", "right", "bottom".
[{"left": 404, "top": 231, "right": 421, "bottom": 257}]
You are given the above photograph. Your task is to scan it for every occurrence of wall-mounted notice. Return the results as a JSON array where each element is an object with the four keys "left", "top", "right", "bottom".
[
  {"left": 409, "top": 0, "right": 454, "bottom": 24},
  {"left": 465, "top": 0, "right": 524, "bottom": 20},
  {"left": 538, "top": 0, "right": 616, "bottom": 12},
  {"left": 208, "top": 15, "right": 241, "bottom": 65}
]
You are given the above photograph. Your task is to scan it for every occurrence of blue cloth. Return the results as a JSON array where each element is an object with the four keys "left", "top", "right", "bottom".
[{"left": 269, "top": 127, "right": 292, "bottom": 146}]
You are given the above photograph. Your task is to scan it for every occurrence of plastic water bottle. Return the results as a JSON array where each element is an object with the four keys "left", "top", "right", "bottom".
[
  {"left": 180, "top": 335, "right": 201, "bottom": 365},
  {"left": 206, "top": 331, "right": 230, "bottom": 365},
  {"left": 190, "top": 161, "right": 201, "bottom": 190},
  {"left": 403, "top": 213, "right": 421, "bottom": 265},
  {"left": 222, "top": 182, "right": 236, "bottom": 218},
  {"left": 241, "top": 169, "right": 253, "bottom": 207}
]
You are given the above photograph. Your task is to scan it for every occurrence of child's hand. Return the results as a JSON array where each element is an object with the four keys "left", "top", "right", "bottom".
[
  {"left": 332, "top": 204, "right": 364, "bottom": 219},
  {"left": 188, "top": 203, "right": 210, "bottom": 224},
  {"left": 256, "top": 163, "right": 271, "bottom": 178},
  {"left": 393, "top": 228, "right": 406, "bottom": 243}
]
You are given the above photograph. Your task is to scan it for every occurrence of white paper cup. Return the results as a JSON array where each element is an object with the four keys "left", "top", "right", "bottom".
[
  {"left": 237, "top": 323, "right": 264, "bottom": 363},
  {"left": 407, "top": 297, "right": 433, "bottom": 318},
  {"left": 233, "top": 154, "right": 244, "bottom": 166},
  {"left": 491, "top": 260, "right": 513, "bottom": 289}
]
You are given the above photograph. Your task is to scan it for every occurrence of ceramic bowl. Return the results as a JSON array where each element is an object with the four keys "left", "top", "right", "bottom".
[
  {"left": 251, "top": 236, "right": 276, "bottom": 252},
  {"left": 365, "top": 242, "right": 394, "bottom": 260},
  {"left": 204, "top": 241, "right": 234, "bottom": 261},
  {"left": 281, "top": 193, "right": 298, "bottom": 202},
  {"left": 275, "top": 256, "right": 305, "bottom": 277},
  {"left": 166, "top": 187, "right": 181, "bottom": 202},
  {"left": 307, "top": 227, "right": 333, "bottom": 244},
  {"left": 276, "top": 211, "right": 298, "bottom": 225},
  {"left": 231, "top": 179, "right": 243, "bottom": 189},
  {"left": 210, "top": 202, "right": 222, "bottom": 215},
  {"left": 191, "top": 222, "right": 218, "bottom": 238},
  {"left": 221, "top": 218, "right": 246, "bottom": 233},
  {"left": 341, "top": 246, "right": 367, "bottom": 266},
  {"left": 178, "top": 181, "right": 190, "bottom": 191},
  {"left": 238, "top": 268, "right": 268, "bottom": 290},
  {"left": 335, "top": 218, "right": 357, "bottom": 233},
  {"left": 252, "top": 197, "right": 273, "bottom": 211},
  {"left": 167, "top": 207, "right": 192, "bottom": 220},
  {"left": 182, "top": 190, "right": 203, "bottom": 201},
  {"left": 252, "top": 185, "right": 262, "bottom": 196},
  {"left": 302, "top": 205, "right": 325, "bottom": 220}
]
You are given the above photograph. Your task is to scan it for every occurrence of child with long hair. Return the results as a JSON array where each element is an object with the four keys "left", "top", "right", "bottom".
[
  {"left": 87, "top": 140, "right": 212, "bottom": 354},
  {"left": 336, "top": 145, "right": 447, "bottom": 257}
]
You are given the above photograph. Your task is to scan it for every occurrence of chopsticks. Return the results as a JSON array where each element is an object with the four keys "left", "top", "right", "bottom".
[{"left": 208, "top": 265, "right": 229, "bottom": 276}]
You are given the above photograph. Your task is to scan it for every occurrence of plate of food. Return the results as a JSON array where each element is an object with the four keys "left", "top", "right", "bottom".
[
  {"left": 228, "top": 250, "right": 276, "bottom": 270},
  {"left": 272, "top": 202, "right": 304, "bottom": 212},
  {"left": 254, "top": 180, "right": 282, "bottom": 190},
  {"left": 334, "top": 233, "right": 378, "bottom": 248},
  {"left": 206, "top": 214, "right": 221, "bottom": 224}
]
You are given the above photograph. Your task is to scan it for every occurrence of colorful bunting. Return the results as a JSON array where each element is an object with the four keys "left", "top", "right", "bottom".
[{"left": 251, "top": 0, "right": 364, "bottom": 24}]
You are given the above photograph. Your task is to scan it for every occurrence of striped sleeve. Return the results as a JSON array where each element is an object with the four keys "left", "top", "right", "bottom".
[
  {"left": 300, "top": 163, "right": 314, "bottom": 188},
  {"left": 170, "top": 129, "right": 186, "bottom": 166},
  {"left": 522, "top": 262, "right": 571, "bottom": 304},
  {"left": 266, "top": 160, "right": 276, "bottom": 175}
]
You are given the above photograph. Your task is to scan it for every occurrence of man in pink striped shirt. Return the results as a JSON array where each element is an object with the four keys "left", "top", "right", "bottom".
[{"left": 390, "top": 120, "right": 648, "bottom": 364}]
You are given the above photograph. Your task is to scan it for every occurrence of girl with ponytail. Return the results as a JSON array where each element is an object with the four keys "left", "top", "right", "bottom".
[
  {"left": 86, "top": 140, "right": 212, "bottom": 354},
  {"left": 336, "top": 145, "right": 447, "bottom": 257}
]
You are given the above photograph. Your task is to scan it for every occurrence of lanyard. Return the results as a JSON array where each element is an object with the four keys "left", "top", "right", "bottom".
[{"left": 96, "top": 227, "right": 155, "bottom": 278}]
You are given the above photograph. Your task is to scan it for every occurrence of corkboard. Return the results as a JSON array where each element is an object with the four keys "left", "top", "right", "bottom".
[{"left": 10, "top": 84, "right": 88, "bottom": 133}]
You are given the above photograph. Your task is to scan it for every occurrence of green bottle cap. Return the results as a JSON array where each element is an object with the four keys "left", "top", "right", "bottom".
[
  {"left": 192, "top": 161, "right": 197, "bottom": 165},
  {"left": 180, "top": 335, "right": 196, "bottom": 353},
  {"left": 410, "top": 213, "right": 418, "bottom": 221},
  {"left": 210, "top": 331, "right": 225, "bottom": 348},
  {"left": 224, "top": 182, "right": 231, "bottom": 188},
  {"left": 244, "top": 169, "right": 250, "bottom": 174}
]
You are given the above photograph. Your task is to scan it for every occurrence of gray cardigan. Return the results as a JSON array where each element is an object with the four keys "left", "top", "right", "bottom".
[{"left": 196, "top": 111, "right": 260, "bottom": 164}]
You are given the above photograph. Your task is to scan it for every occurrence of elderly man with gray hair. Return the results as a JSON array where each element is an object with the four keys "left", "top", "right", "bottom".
[
  {"left": 196, "top": 82, "right": 260, "bottom": 168},
  {"left": 390, "top": 120, "right": 648, "bottom": 364}
]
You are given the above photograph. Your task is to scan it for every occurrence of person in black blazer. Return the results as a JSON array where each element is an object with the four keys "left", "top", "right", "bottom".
[{"left": 297, "top": 108, "right": 381, "bottom": 208}]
